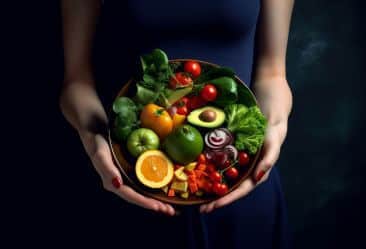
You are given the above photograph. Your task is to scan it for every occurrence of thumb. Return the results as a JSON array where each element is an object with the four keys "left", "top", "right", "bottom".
[{"left": 254, "top": 138, "right": 280, "bottom": 182}]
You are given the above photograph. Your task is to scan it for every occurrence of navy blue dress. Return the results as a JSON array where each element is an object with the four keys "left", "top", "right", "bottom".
[{"left": 94, "top": 1, "right": 291, "bottom": 248}]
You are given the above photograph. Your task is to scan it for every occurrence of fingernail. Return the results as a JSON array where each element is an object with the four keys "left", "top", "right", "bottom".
[
  {"left": 255, "top": 170, "right": 265, "bottom": 182},
  {"left": 112, "top": 177, "right": 122, "bottom": 189}
]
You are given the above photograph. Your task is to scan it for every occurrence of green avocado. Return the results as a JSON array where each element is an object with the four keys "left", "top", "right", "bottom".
[{"left": 187, "top": 106, "right": 226, "bottom": 128}]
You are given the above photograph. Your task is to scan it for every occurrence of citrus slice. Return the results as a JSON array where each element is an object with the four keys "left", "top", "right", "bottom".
[
  {"left": 135, "top": 150, "right": 174, "bottom": 188},
  {"left": 174, "top": 167, "right": 188, "bottom": 181}
]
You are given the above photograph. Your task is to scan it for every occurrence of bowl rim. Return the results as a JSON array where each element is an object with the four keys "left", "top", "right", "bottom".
[{"left": 108, "top": 58, "right": 262, "bottom": 205}]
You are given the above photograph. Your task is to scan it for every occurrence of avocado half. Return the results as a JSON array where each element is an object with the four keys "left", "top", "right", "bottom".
[{"left": 187, "top": 106, "right": 226, "bottom": 128}]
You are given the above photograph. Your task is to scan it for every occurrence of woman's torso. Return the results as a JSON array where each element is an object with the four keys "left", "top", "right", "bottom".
[{"left": 96, "top": 0, "right": 260, "bottom": 106}]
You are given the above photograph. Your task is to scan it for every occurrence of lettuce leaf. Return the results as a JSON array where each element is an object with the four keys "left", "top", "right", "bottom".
[{"left": 225, "top": 104, "right": 267, "bottom": 154}]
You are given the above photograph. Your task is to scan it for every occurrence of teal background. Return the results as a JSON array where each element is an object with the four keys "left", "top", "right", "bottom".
[{"left": 280, "top": 0, "right": 365, "bottom": 247}]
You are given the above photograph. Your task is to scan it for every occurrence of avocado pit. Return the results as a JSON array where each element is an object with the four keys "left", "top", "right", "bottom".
[{"left": 199, "top": 109, "right": 217, "bottom": 122}]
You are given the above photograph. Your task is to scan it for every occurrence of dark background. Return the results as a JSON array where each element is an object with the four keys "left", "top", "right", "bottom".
[{"left": 7, "top": 0, "right": 365, "bottom": 248}]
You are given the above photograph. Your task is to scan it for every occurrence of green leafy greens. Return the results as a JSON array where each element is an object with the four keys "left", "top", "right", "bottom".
[
  {"left": 135, "top": 49, "right": 174, "bottom": 105},
  {"left": 225, "top": 104, "right": 267, "bottom": 154},
  {"left": 112, "top": 97, "right": 139, "bottom": 141}
]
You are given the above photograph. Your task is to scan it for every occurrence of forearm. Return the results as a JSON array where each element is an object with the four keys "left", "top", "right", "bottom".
[
  {"left": 252, "top": 74, "right": 292, "bottom": 145},
  {"left": 59, "top": 79, "right": 108, "bottom": 135},
  {"left": 252, "top": 0, "right": 294, "bottom": 134},
  {"left": 60, "top": 0, "right": 103, "bottom": 134},
  {"left": 252, "top": 75, "right": 292, "bottom": 126}
]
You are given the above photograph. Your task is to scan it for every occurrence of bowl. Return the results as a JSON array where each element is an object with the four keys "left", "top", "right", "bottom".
[{"left": 108, "top": 59, "right": 262, "bottom": 205}]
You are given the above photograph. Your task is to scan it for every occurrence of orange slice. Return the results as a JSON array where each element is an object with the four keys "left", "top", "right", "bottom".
[{"left": 135, "top": 150, "right": 174, "bottom": 188}]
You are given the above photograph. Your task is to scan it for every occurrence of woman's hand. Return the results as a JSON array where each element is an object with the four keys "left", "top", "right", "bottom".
[
  {"left": 78, "top": 129, "right": 176, "bottom": 216},
  {"left": 199, "top": 120, "right": 288, "bottom": 213}
]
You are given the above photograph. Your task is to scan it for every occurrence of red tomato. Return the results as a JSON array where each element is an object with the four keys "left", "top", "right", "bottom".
[
  {"left": 188, "top": 95, "right": 207, "bottom": 110},
  {"left": 200, "top": 84, "right": 217, "bottom": 102},
  {"left": 176, "top": 105, "right": 188, "bottom": 115},
  {"left": 197, "top": 153, "right": 206, "bottom": 164},
  {"left": 174, "top": 97, "right": 189, "bottom": 115},
  {"left": 179, "top": 97, "right": 189, "bottom": 106},
  {"left": 212, "top": 182, "right": 229, "bottom": 196},
  {"left": 184, "top": 61, "right": 201, "bottom": 78},
  {"left": 169, "top": 72, "right": 193, "bottom": 89},
  {"left": 238, "top": 151, "right": 250, "bottom": 166},
  {"left": 223, "top": 160, "right": 231, "bottom": 169},
  {"left": 209, "top": 171, "right": 222, "bottom": 183},
  {"left": 202, "top": 181, "right": 213, "bottom": 193},
  {"left": 225, "top": 167, "right": 239, "bottom": 180},
  {"left": 206, "top": 163, "right": 216, "bottom": 173}
]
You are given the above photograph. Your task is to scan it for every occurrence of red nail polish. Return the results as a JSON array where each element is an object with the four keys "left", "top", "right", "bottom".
[
  {"left": 112, "top": 177, "right": 122, "bottom": 189},
  {"left": 255, "top": 170, "right": 265, "bottom": 182}
]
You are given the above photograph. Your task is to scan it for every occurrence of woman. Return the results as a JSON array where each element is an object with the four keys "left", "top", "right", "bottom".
[{"left": 60, "top": 0, "right": 293, "bottom": 248}]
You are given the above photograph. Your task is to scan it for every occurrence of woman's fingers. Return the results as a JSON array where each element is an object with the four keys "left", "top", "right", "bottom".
[
  {"left": 89, "top": 136, "right": 175, "bottom": 216},
  {"left": 200, "top": 179, "right": 255, "bottom": 213},
  {"left": 114, "top": 184, "right": 175, "bottom": 216},
  {"left": 253, "top": 128, "right": 280, "bottom": 183}
]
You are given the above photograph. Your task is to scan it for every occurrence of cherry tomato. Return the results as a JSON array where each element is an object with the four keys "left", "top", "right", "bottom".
[
  {"left": 179, "top": 97, "right": 189, "bottom": 106},
  {"left": 184, "top": 61, "right": 201, "bottom": 78},
  {"left": 223, "top": 160, "right": 232, "bottom": 169},
  {"left": 202, "top": 181, "right": 213, "bottom": 193},
  {"left": 225, "top": 167, "right": 239, "bottom": 180},
  {"left": 209, "top": 171, "right": 222, "bottom": 183},
  {"left": 176, "top": 105, "right": 188, "bottom": 115},
  {"left": 212, "top": 182, "right": 229, "bottom": 196},
  {"left": 206, "top": 163, "right": 216, "bottom": 173},
  {"left": 188, "top": 95, "right": 207, "bottom": 110},
  {"left": 238, "top": 151, "right": 250, "bottom": 166},
  {"left": 212, "top": 151, "right": 228, "bottom": 168},
  {"left": 200, "top": 84, "right": 217, "bottom": 102},
  {"left": 174, "top": 97, "right": 189, "bottom": 115},
  {"left": 169, "top": 72, "right": 193, "bottom": 89},
  {"left": 197, "top": 153, "right": 206, "bottom": 164}
]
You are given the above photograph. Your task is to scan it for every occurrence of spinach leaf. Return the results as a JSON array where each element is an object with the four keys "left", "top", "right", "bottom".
[
  {"left": 113, "top": 97, "right": 137, "bottom": 114},
  {"left": 135, "top": 49, "right": 174, "bottom": 105},
  {"left": 135, "top": 84, "right": 159, "bottom": 105},
  {"left": 112, "top": 96, "right": 139, "bottom": 142}
]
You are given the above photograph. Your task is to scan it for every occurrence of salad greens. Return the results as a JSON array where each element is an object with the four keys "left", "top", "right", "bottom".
[
  {"left": 135, "top": 49, "right": 175, "bottom": 106},
  {"left": 112, "top": 97, "right": 139, "bottom": 141},
  {"left": 225, "top": 104, "right": 267, "bottom": 154}
]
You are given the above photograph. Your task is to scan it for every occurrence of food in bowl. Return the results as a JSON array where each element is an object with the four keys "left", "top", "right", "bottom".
[{"left": 110, "top": 49, "right": 267, "bottom": 201}]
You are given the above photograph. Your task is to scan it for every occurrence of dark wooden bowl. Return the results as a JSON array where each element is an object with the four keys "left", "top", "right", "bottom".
[{"left": 108, "top": 59, "right": 262, "bottom": 205}]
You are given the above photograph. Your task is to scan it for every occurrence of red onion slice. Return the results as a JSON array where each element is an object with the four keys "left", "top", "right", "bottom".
[
  {"left": 204, "top": 128, "right": 234, "bottom": 149},
  {"left": 224, "top": 145, "right": 238, "bottom": 160}
]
